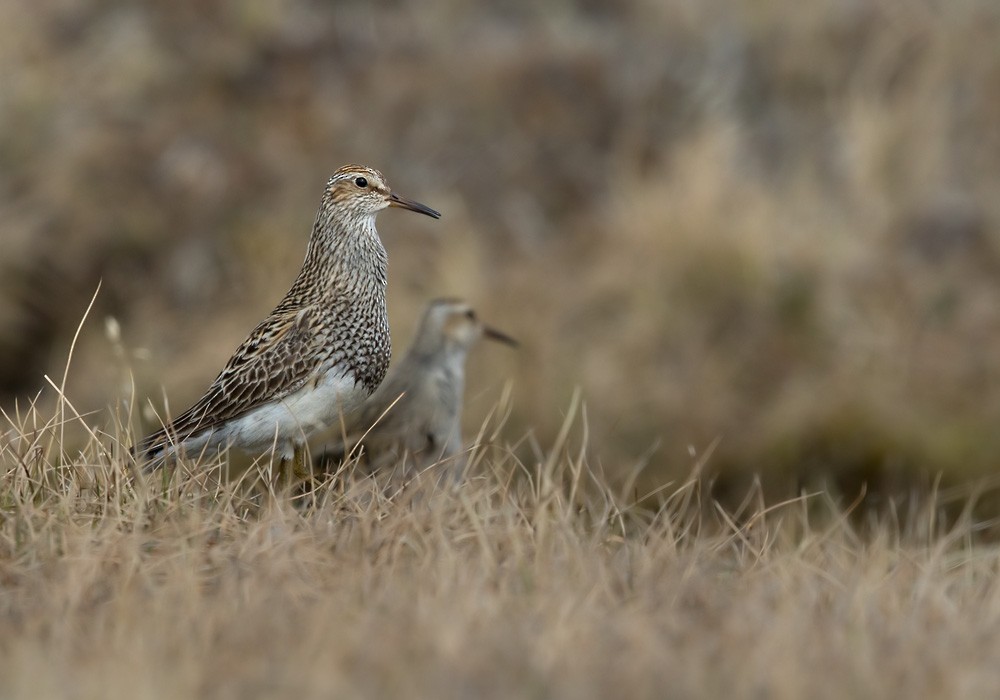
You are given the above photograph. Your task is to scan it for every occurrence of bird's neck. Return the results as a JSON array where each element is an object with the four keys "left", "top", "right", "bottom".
[
  {"left": 409, "top": 338, "right": 469, "bottom": 375},
  {"left": 297, "top": 213, "right": 388, "bottom": 299}
]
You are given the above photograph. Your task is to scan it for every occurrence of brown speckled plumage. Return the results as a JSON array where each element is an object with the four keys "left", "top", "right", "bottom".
[{"left": 137, "top": 165, "right": 440, "bottom": 464}]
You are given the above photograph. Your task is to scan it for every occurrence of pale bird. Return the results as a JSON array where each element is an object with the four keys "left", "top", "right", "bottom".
[
  {"left": 315, "top": 298, "right": 516, "bottom": 480},
  {"left": 135, "top": 165, "right": 440, "bottom": 475}
]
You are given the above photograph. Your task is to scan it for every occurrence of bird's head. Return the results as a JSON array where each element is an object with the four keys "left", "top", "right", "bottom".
[
  {"left": 324, "top": 165, "right": 441, "bottom": 222},
  {"left": 418, "top": 299, "right": 518, "bottom": 355}
]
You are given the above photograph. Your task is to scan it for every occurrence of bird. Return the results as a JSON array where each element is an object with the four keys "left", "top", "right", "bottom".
[
  {"left": 135, "top": 164, "right": 440, "bottom": 478},
  {"left": 313, "top": 298, "right": 517, "bottom": 482}
]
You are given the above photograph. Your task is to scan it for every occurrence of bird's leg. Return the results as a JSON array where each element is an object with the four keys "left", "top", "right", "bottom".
[
  {"left": 291, "top": 443, "right": 311, "bottom": 481},
  {"left": 274, "top": 452, "right": 293, "bottom": 493},
  {"left": 267, "top": 444, "right": 316, "bottom": 509},
  {"left": 273, "top": 443, "right": 311, "bottom": 495}
]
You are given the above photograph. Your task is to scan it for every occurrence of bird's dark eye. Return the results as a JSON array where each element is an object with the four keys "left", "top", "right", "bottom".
[
  {"left": 354, "top": 176, "right": 368, "bottom": 188},
  {"left": 465, "top": 310, "right": 477, "bottom": 321}
]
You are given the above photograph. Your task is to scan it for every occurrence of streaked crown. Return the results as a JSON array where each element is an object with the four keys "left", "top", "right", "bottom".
[
  {"left": 322, "top": 164, "right": 441, "bottom": 221},
  {"left": 324, "top": 165, "right": 391, "bottom": 216}
]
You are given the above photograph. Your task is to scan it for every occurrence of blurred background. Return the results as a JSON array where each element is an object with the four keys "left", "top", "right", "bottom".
[{"left": 3, "top": 0, "right": 1000, "bottom": 501}]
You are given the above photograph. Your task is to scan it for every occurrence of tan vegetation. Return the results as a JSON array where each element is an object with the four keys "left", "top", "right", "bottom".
[{"left": 4, "top": 393, "right": 1000, "bottom": 699}]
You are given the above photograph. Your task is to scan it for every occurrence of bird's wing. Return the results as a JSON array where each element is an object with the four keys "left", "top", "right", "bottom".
[{"left": 138, "top": 307, "right": 322, "bottom": 457}]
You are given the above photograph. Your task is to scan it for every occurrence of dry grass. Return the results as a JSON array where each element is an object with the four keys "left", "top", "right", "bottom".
[{"left": 5, "top": 378, "right": 1000, "bottom": 699}]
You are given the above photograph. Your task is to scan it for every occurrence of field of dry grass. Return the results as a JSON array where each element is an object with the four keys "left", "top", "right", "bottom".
[{"left": 5, "top": 389, "right": 1000, "bottom": 699}]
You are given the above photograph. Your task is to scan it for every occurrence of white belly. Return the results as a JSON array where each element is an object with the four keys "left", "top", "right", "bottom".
[{"left": 183, "top": 368, "right": 369, "bottom": 460}]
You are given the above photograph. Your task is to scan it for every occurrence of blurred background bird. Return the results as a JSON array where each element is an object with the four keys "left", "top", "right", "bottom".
[{"left": 313, "top": 298, "right": 517, "bottom": 482}]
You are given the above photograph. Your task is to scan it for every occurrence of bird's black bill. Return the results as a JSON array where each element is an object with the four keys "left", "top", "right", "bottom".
[
  {"left": 389, "top": 192, "right": 441, "bottom": 219},
  {"left": 483, "top": 325, "right": 518, "bottom": 347}
]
